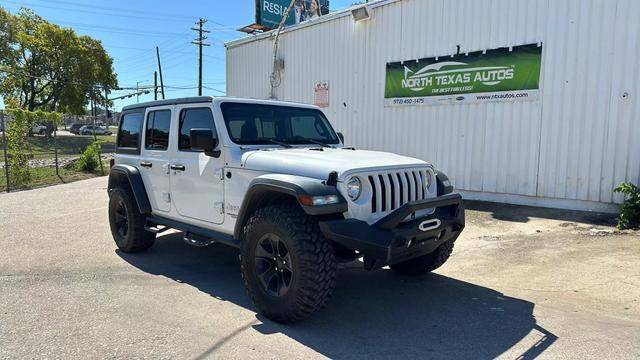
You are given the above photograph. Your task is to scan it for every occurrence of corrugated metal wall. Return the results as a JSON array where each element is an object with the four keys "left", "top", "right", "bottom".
[{"left": 226, "top": 0, "right": 640, "bottom": 211}]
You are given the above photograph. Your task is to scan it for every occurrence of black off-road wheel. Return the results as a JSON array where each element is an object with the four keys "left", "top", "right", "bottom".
[
  {"left": 108, "top": 187, "right": 155, "bottom": 253},
  {"left": 389, "top": 238, "right": 457, "bottom": 276},
  {"left": 240, "top": 204, "right": 336, "bottom": 324}
]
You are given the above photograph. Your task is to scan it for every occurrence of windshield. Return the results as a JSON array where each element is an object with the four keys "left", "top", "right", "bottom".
[{"left": 220, "top": 102, "right": 340, "bottom": 146}]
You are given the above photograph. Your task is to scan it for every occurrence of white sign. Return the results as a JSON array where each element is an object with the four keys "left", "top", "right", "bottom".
[{"left": 314, "top": 81, "right": 329, "bottom": 108}]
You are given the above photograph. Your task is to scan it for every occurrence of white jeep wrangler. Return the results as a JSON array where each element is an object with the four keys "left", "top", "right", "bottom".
[{"left": 108, "top": 97, "right": 465, "bottom": 323}]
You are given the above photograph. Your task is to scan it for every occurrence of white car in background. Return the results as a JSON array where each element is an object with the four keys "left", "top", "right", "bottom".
[
  {"left": 79, "top": 125, "right": 112, "bottom": 136},
  {"left": 30, "top": 123, "right": 48, "bottom": 136}
]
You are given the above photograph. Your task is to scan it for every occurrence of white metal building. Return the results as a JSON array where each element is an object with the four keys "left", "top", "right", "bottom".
[{"left": 225, "top": 0, "right": 640, "bottom": 212}]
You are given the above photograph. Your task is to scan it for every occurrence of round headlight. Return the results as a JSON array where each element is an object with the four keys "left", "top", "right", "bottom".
[{"left": 346, "top": 177, "right": 361, "bottom": 201}]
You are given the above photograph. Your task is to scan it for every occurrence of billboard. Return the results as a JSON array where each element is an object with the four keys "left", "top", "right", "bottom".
[
  {"left": 257, "top": 0, "right": 329, "bottom": 30},
  {"left": 384, "top": 43, "right": 542, "bottom": 106}
]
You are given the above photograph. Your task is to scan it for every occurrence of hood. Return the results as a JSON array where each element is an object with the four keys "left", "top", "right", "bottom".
[{"left": 242, "top": 147, "right": 430, "bottom": 181}]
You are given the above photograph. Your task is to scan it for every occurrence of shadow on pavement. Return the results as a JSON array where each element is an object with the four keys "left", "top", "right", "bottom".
[
  {"left": 117, "top": 232, "right": 557, "bottom": 359},
  {"left": 465, "top": 200, "right": 617, "bottom": 225}
]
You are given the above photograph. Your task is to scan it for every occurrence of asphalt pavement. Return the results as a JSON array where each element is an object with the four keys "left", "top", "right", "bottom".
[{"left": 0, "top": 177, "right": 639, "bottom": 359}]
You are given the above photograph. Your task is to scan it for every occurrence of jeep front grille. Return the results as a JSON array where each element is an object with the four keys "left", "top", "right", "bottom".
[{"left": 367, "top": 169, "right": 434, "bottom": 214}]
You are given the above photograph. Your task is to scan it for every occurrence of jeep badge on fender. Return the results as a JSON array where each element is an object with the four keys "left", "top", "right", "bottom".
[{"left": 107, "top": 96, "right": 465, "bottom": 323}]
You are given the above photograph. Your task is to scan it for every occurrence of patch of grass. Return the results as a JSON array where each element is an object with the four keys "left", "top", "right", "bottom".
[
  {"left": 0, "top": 160, "right": 110, "bottom": 192},
  {"left": 0, "top": 134, "right": 116, "bottom": 159}
]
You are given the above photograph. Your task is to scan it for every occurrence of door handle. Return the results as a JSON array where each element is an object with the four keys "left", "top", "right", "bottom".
[
  {"left": 140, "top": 161, "right": 153, "bottom": 168},
  {"left": 170, "top": 164, "right": 186, "bottom": 171}
]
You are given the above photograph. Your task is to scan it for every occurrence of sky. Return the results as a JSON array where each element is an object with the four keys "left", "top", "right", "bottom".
[{"left": 1, "top": 0, "right": 355, "bottom": 111}]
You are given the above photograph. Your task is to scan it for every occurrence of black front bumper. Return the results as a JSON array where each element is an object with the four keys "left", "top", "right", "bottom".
[{"left": 319, "top": 193, "right": 465, "bottom": 268}]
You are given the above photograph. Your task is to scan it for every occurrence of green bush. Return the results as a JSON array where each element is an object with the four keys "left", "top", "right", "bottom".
[
  {"left": 5, "top": 109, "right": 63, "bottom": 188},
  {"left": 6, "top": 110, "right": 33, "bottom": 187},
  {"left": 75, "top": 143, "right": 101, "bottom": 172},
  {"left": 614, "top": 182, "right": 640, "bottom": 230}
]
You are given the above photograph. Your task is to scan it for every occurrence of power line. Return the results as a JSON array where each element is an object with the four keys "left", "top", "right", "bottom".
[
  {"left": 40, "top": 19, "right": 195, "bottom": 38},
  {"left": 115, "top": 42, "right": 193, "bottom": 66},
  {"left": 40, "top": 0, "right": 205, "bottom": 21},
  {"left": 3, "top": 0, "right": 232, "bottom": 25},
  {"left": 0, "top": 66, "right": 139, "bottom": 91}
]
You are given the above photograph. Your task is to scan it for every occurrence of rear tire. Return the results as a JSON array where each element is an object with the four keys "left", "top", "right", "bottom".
[
  {"left": 240, "top": 204, "right": 336, "bottom": 323},
  {"left": 389, "top": 238, "right": 456, "bottom": 276},
  {"left": 108, "top": 187, "right": 155, "bottom": 253}
]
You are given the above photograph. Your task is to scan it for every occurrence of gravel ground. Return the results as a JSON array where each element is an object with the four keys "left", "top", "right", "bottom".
[
  {"left": 0, "top": 177, "right": 639, "bottom": 359},
  {"left": 0, "top": 153, "right": 114, "bottom": 169}
]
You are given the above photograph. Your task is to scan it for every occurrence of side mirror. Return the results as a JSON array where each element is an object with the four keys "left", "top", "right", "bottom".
[
  {"left": 190, "top": 128, "right": 221, "bottom": 158},
  {"left": 337, "top": 132, "right": 345, "bottom": 143}
]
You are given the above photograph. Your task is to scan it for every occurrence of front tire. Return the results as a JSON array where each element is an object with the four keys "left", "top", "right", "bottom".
[
  {"left": 240, "top": 204, "right": 336, "bottom": 323},
  {"left": 389, "top": 238, "right": 456, "bottom": 276},
  {"left": 108, "top": 187, "right": 155, "bottom": 253}
]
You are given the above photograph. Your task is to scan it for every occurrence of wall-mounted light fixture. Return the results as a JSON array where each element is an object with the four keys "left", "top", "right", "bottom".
[{"left": 351, "top": 5, "right": 371, "bottom": 22}]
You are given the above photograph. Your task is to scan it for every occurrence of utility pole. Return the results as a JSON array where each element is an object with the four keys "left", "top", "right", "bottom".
[
  {"left": 156, "top": 46, "right": 165, "bottom": 99},
  {"left": 136, "top": 82, "right": 140, "bottom": 104},
  {"left": 192, "top": 19, "right": 210, "bottom": 96},
  {"left": 154, "top": 71, "right": 158, "bottom": 101}
]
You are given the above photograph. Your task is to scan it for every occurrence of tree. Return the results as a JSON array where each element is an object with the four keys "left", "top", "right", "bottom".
[
  {"left": 0, "top": 8, "right": 16, "bottom": 66},
  {"left": 0, "top": 8, "right": 117, "bottom": 114}
]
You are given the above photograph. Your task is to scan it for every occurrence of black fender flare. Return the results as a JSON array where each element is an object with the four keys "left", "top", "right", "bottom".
[
  {"left": 108, "top": 164, "right": 152, "bottom": 214},
  {"left": 233, "top": 174, "right": 348, "bottom": 239}
]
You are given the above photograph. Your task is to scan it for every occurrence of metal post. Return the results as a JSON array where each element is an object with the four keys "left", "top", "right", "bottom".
[
  {"left": 156, "top": 47, "right": 165, "bottom": 100},
  {"left": 136, "top": 81, "right": 140, "bottom": 104},
  {"left": 99, "top": 88, "right": 107, "bottom": 176},
  {"left": 154, "top": 71, "right": 158, "bottom": 101},
  {"left": 54, "top": 122, "right": 59, "bottom": 177},
  {"left": 270, "top": 0, "right": 296, "bottom": 99},
  {"left": 91, "top": 96, "right": 103, "bottom": 175},
  {"left": 1, "top": 110, "right": 10, "bottom": 192},
  {"left": 91, "top": 97, "right": 97, "bottom": 142},
  {"left": 104, "top": 87, "right": 109, "bottom": 125}
]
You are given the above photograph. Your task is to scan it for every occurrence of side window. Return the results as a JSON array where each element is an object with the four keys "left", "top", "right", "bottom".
[
  {"left": 117, "top": 112, "right": 143, "bottom": 149},
  {"left": 179, "top": 107, "right": 217, "bottom": 150},
  {"left": 145, "top": 110, "right": 171, "bottom": 151}
]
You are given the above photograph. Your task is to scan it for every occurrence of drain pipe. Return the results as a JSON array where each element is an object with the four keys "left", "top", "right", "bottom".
[{"left": 270, "top": 0, "right": 296, "bottom": 99}]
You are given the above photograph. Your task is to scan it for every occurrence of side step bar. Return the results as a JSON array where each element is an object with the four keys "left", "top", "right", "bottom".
[
  {"left": 183, "top": 232, "right": 215, "bottom": 247},
  {"left": 145, "top": 215, "right": 240, "bottom": 249},
  {"left": 144, "top": 220, "right": 170, "bottom": 234}
]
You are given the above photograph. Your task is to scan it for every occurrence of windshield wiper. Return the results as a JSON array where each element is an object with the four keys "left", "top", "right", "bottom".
[
  {"left": 258, "top": 138, "right": 293, "bottom": 148},
  {"left": 307, "top": 139, "right": 331, "bottom": 148},
  {"left": 289, "top": 136, "right": 331, "bottom": 148}
]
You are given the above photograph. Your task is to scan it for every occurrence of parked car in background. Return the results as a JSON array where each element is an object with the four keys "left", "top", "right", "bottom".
[
  {"left": 79, "top": 125, "right": 112, "bottom": 136},
  {"left": 30, "top": 123, "right": 47, "bottom": 136},
  {"left": 69, "top": 123, "right": 84, "bottom": 135}
]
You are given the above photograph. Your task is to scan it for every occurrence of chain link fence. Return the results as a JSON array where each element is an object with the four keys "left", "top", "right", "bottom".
[{"left": 0, "top": 109, "right": 117, "bottom": 192}]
